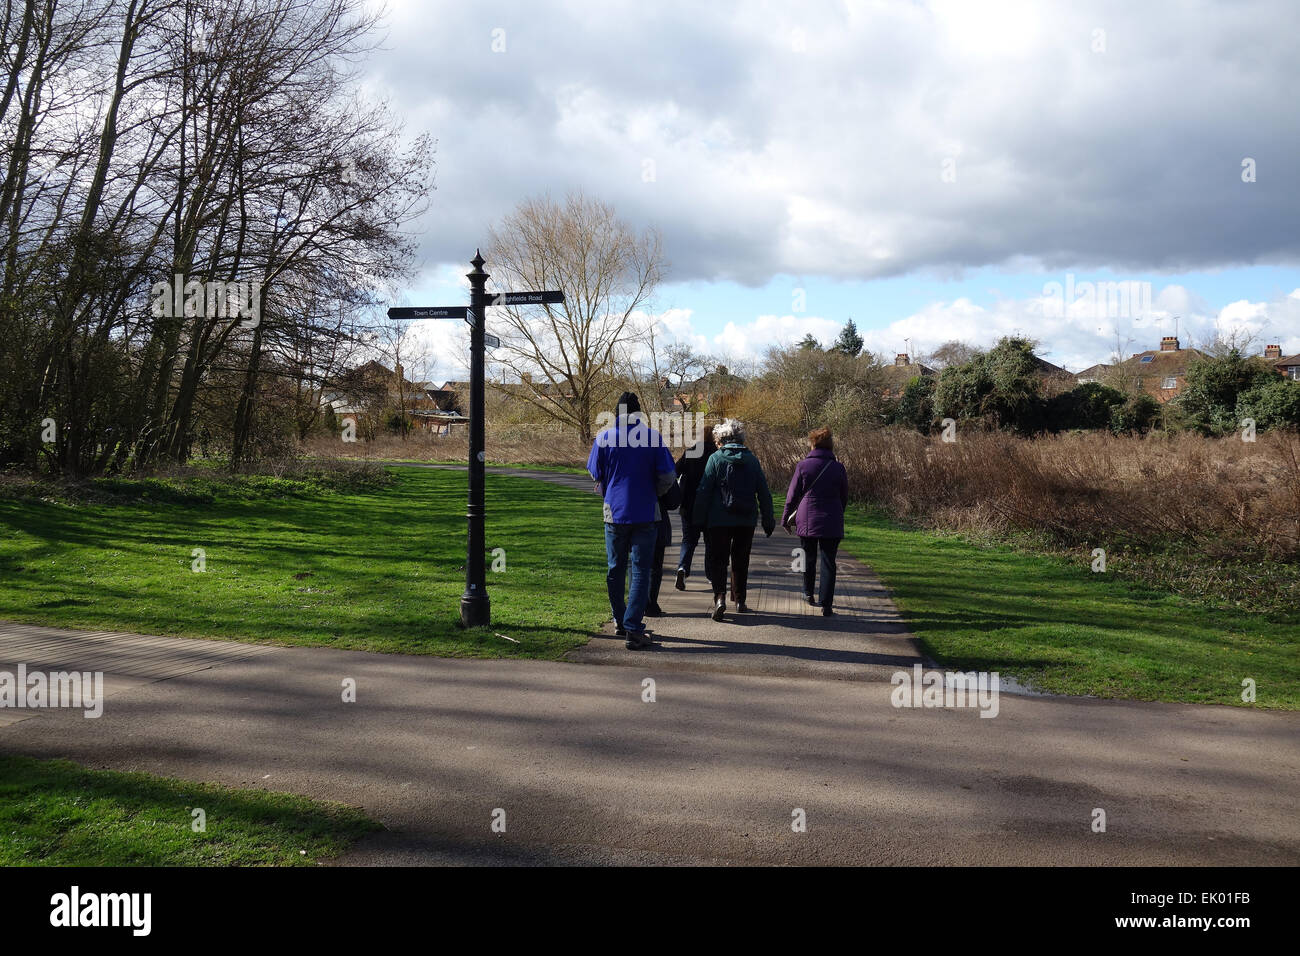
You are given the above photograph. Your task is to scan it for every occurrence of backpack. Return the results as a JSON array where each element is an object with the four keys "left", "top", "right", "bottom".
[{"left": 718, "top": 455, "right": 757, "bottom": 516}]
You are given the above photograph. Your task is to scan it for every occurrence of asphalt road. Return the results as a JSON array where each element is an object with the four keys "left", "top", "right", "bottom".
[
  {"left": 1, "top": 623, "right": 1296, "bottom": 865},
  {"left": 1, "top": 465, "right": 1296, "bottom": 865}
]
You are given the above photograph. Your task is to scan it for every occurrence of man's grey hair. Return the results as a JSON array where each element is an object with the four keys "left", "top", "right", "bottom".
[{"left": 713, "top": 418, "right": 745, "bottom": 445}]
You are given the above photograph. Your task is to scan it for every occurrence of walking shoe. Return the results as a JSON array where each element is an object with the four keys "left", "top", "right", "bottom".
[
  {"left": 711, "top": 599, "right": 726, "bottom": 621},
  {"left": 805, "top": 594, "right": 817, "bottom": 606},
  {"left": 625, "top": 631, "right": 655, "bottom": 650},
  {"left": 615, "top": 623, "right": 627, "bottom": 637},
  {"left": 822, "top": 607, "right": 835, "bottom": 617},
  {"left": 645, "top": 602, "right": 664, "bottom": 617},
  {"left": 675, "top": 569, "right": 686, "bottom": 591},
  {"left": 737, "top": 602, "right": 753, "bottom": 613}
]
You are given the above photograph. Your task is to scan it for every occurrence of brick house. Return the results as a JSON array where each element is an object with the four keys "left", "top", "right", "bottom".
[
  {"left": 1264, "top": 344, "right": 1300, "bottom": 381},
  {"left": 322, "top": 361, "right": 442, "bottom": 434},
  {"left": 1116, "top": 336, "right": 1207, "bottom": 403}
]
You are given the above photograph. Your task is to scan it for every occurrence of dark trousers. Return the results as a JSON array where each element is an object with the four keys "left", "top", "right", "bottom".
[
  {"left": 705, "top": 525, "right": 755, "bottom": 603},
  {"left": 648, "top": 517, "right": 671, "bottom": 606},
  {"left": 677, "top": 514, "right": 705, "bottom": 575},
  {"left": 800, "top": 536, "right": 841, "bottom": 609}
]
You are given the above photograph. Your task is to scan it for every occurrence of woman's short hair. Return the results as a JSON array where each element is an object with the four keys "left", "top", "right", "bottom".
[
  {"left": 808, "top": 426, "right": 833, "bottom": 450},
  {"left": 713, "top": 418, "right": 745, "bottom": 445}
]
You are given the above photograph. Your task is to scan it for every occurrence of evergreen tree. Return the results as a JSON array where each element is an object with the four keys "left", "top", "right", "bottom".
[{"left": 833, "top": 319, "right": 864, "bottom": 356}]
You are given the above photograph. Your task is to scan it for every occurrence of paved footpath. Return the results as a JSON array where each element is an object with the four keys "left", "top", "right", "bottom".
[
  {"left": 1, "top": 466, "right": 1297, "bottom": 865},
  {"left": 426, "top": 463, "right": 928, "bottom": 681}
]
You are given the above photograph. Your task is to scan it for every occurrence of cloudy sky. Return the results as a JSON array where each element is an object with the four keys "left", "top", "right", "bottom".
[{"left": 364, "top": 0, "right": 1300, "bottom": 380}]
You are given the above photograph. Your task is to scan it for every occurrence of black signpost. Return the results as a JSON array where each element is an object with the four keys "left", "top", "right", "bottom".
[
  {"left": 386, "top": 306, "right": 468, "bottom": 320},
  {"left": 488, "top": 291, "right": 565, "bottom": 306},
  {"left": 386, "top": 250, "right": 564, "bottom": 627}
]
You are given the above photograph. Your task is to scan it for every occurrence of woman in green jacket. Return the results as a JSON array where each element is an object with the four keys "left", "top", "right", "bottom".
[{"left": 691, "top": 419, "right": 775, "bottom": 620}]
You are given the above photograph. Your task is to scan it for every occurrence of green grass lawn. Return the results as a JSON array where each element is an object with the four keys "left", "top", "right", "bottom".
[
  {"left": 0, "top": 467, "right": 609, "bottom": 659},
  {"left": 0, "top": 755, "right": 378, "bottom": 865},
  {"left": 388, "top": 459, "right": 589, "bottom": 475},
  {"left": 842, "top": 507, "right": 1300, "bottom": 709},
  {"left": 306, "top": 456, "right": 588, "bottom": 475},
  {"left": 4, "top": 466, "right": 1296, "bottom": 707}
]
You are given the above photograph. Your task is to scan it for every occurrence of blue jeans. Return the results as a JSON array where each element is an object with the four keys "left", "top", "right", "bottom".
[
  {"left": 606, "top": 522, "right": 657, "bottom": 634},
  {"left": 677, "top": 513, "right": 704, "bottom": 575}
]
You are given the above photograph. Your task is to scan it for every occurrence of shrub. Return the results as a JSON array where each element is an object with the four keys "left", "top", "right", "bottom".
[
  {"left": 1237, "top": 378, "right": 1300, "bottom": 431},
  {"left": 893, "top": 376, "right": 937, "bottom": 432},
  {"left": 747, "top": 427, "right": 1300, "bottom": 562},
  {"left": 1109, "top": 393, "right": 1160, "bottom": 434},
  {"left": 933, "top": 337, "right": 1043, "bottom": 433},
  {"left": 1178, "top": 351, "right": 1279, "bottom": 435},
  {"left": 1045, "top": 382, "right": 1126, "bottom": 431}
]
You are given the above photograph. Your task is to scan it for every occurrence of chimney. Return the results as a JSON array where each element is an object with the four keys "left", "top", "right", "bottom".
[
  {"left": 1160, "top": 336, "right": 1179, "bottom": 352},
  {"left": 521, "top": 372, "right": 531, "bottom": 386},
  {"left": 394, "top": 362, "right": 404, "bottom": 381},
  {"left": 1265, "top": 344, "right": 1282, "bottom": 360},
  {"left": 895, "top": 353, "right": 910, "bottom": 366}
]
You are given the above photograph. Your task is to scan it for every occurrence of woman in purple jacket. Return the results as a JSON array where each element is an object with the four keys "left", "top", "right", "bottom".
[{"left": 780, "top": 427, "right": 849, "bottom": 616}]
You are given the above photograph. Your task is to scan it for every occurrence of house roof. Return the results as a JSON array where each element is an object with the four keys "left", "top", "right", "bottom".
[
  {"left": 1121, "top": 347, "right": 1207, "bottom": 374},
  {"left": 1074, "top": 363, "right": 1111, "bottom": 379},
  {"left": 411, "top": 409, "right": 467, "bottom": 420},
  {"left": 1273, "top": 354, "right": 1300, "bottom": 367},
  {"left": 1031, "top": 356, "right": 1072, "bottom": 377},
  {"left": 339, "top": 360, "right": 425, "bottom": 389},
  {"left": 882, "top": 362, "right": 936, "bottom": 381}
]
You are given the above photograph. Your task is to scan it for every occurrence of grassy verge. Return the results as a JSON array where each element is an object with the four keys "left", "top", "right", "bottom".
[
  {"left": 0, "top": 466, "right": 609, "bottom": 659},
  {"left": 360, "top": 459, "right": 588, "bottom": 475},
  {"left": 0, "top": 755, "right": 378, "bottom": 865},
  {"left": 842, "top": 506, "right": 1300, "bottom": 708}
]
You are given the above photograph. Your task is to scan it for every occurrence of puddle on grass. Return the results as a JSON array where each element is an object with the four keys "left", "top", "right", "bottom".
[
  {"left": 930, "top": 668, "right": 1056, "bottom": 698},
  {"left": 989, "top": 672, "right": 1054, "bottom": 698}
]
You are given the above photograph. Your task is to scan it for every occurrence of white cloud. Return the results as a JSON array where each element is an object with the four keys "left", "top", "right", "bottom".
[
  {"left": 373, "top": 0, "right": 1300, "bottom": 283},
  {"left": 714, "top": 314, "right": 844, "bottom": 358},
  {"left": 647, "top": 286, "right": 1300, "bottom": 371}
]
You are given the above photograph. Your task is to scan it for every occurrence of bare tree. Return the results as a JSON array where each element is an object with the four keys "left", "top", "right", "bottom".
[
  {"left": 923, "top": 340, "right": 979, "bottom": 369},
  {"left": 1100, "top": 328, "right": 1144, "bottom": 395},
  {"left": 1199, "top": 324, "right": 1264, "bottom": 358},
  {"left": 485, "top": 191, "right": 666, "bottom": 440},
  {"left": 373, "top": 319, "right": 432, "bottom": 438},
  {"left": 0, "top": 0, "right": 433, "bottom": 474},
  {"left": 613, "top": 317, "right": 711, "bottom": 414}
]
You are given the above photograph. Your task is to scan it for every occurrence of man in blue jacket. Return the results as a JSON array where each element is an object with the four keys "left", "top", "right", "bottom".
[{"left": 587, "top": 391, "right": 676, "bottom": 649}]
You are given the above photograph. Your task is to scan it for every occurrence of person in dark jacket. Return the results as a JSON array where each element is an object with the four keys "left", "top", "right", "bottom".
[
  {"left": 692, "top": 419, "right": 775, "bottom": 621},
  {"left": 780, "top": 426, "right": 849, "bottom": 616},
  {"left": 646, "top": 479, "right": 681, "bottom": 615},
  {"left": 673, "top": 425, "right": 715, "bottom": 590}
]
